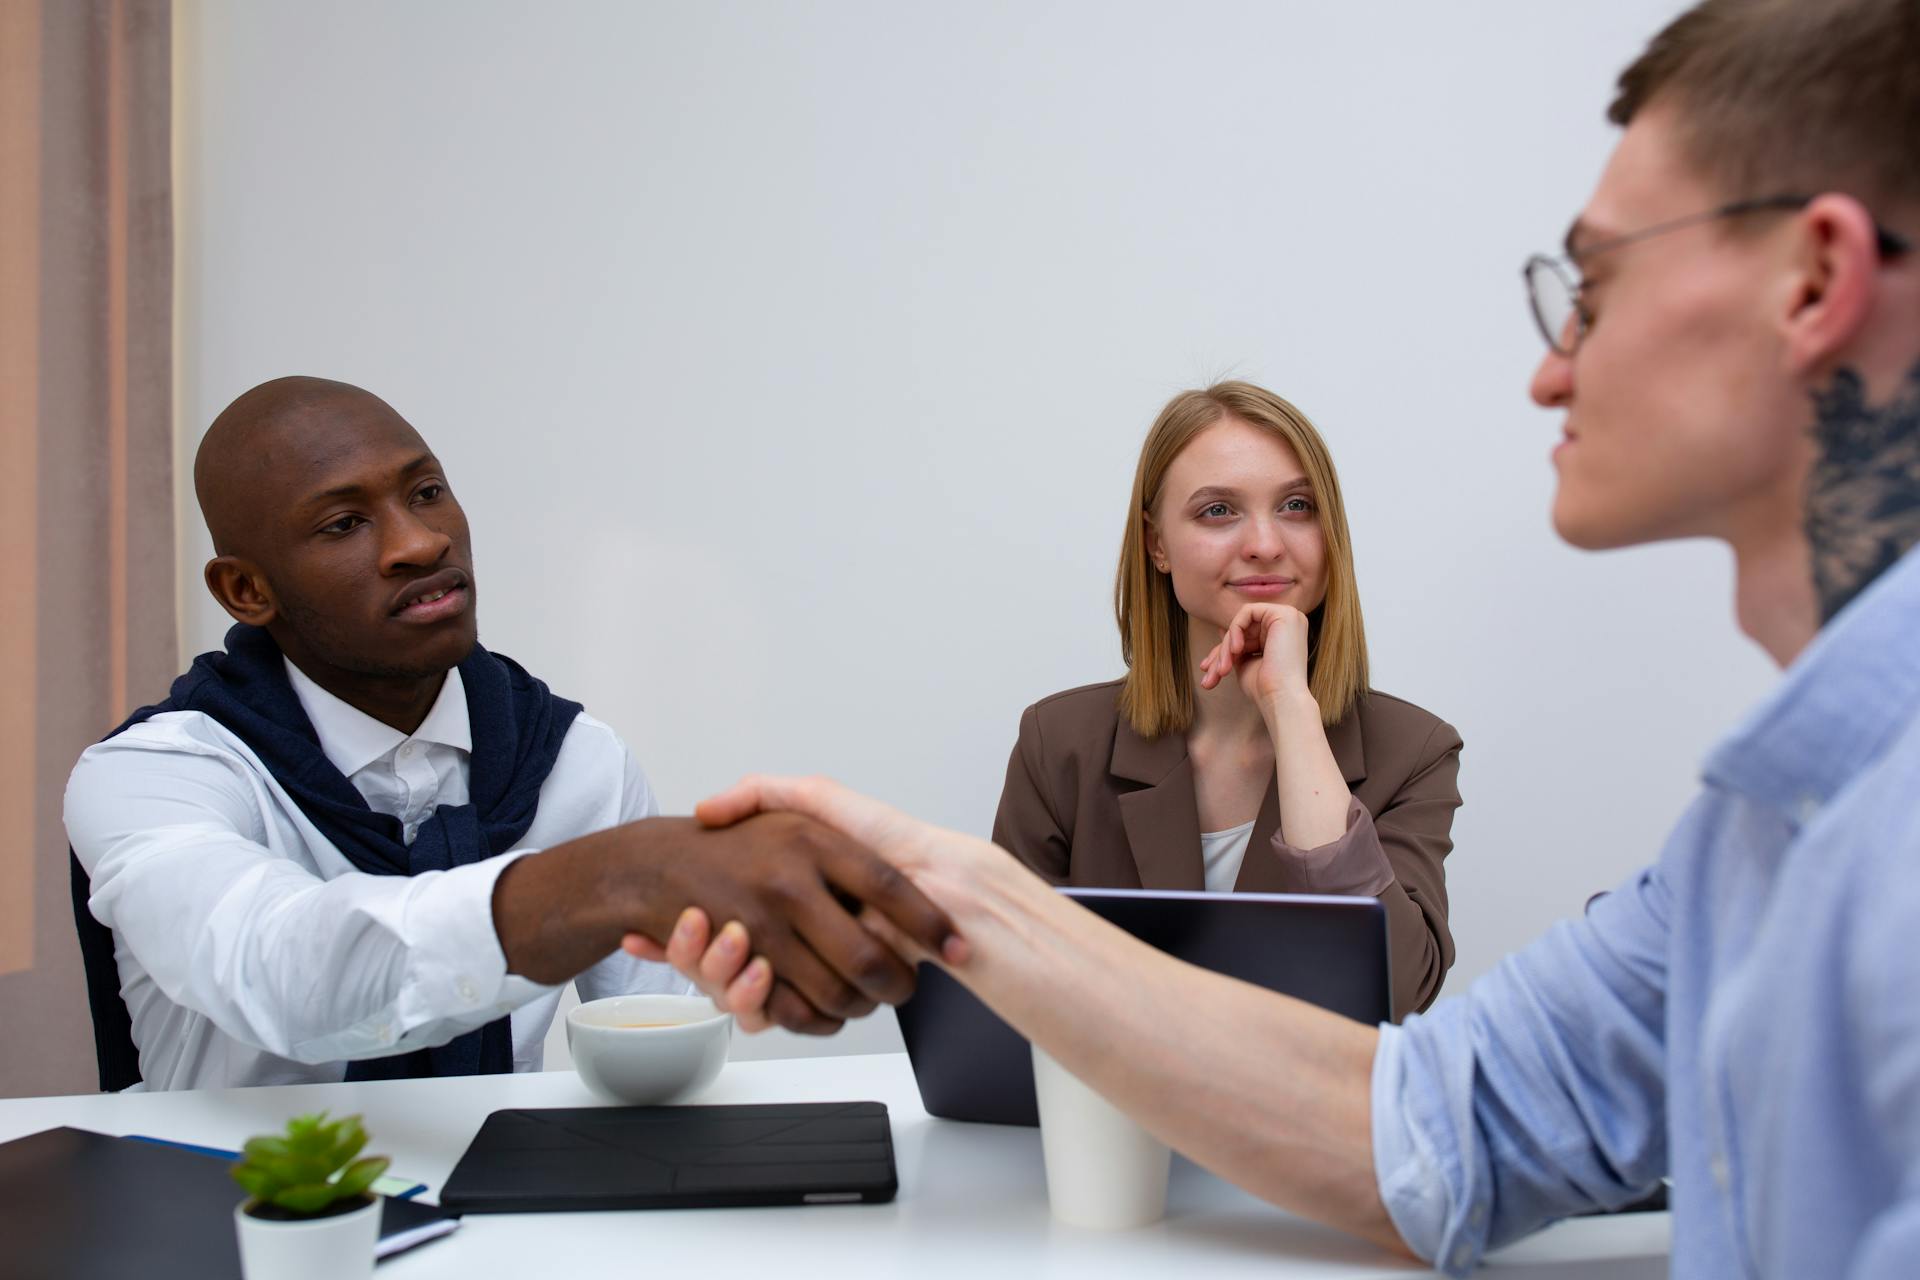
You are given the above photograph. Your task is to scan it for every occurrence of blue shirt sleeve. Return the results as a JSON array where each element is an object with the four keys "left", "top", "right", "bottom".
[
  {"left": 1371, "top": 863, "right": 1674, "bottom": 1274},
  {"left": 1845, "top": 779, "right": 1920, "bottom": 1279}
]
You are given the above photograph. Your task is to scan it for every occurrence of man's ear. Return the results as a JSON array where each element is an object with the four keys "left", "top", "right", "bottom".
[
  {"left": 204, "top": 556, "right": 278, "bottom": 627},
  {"left": 1780, "top": 193, "right": 1884, "bottom": 379}
]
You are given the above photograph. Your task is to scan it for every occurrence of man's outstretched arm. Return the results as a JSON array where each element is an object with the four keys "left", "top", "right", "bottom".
[
  {"left": 68, "top": 735, "right": 960, "bottom": 1060},
  {"left": 674, "top": 776, "right": 1408, "bottom": 1255},
  {"left": 668, "top": 775, "right": 1676, "bottom": 1271}
]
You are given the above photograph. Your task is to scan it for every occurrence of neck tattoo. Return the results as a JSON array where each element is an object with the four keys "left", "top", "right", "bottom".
[{"left": 1805, "top": 359, "right": 1920, "bottom": 624}]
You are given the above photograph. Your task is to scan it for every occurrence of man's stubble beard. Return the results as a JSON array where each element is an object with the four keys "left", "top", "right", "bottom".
[{"left": 273, "top": 591, "right": 476, "bottom": 681}]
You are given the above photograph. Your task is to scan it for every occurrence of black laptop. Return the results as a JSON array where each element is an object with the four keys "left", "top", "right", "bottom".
[{"left": 896, "top": 888, "right": 1391, "bottom": 1125}]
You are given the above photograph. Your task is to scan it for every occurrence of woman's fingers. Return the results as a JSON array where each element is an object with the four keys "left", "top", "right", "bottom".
[
  {"left": 622, "top": 905, "right": 711, "bottom": 965},
  {"left": 858, "top": 906, "right": 935, "bottom": 970},
  {"left": 699, "top": 921, "right": 755, "bottom": 990},
  {"left": 1260, "top": 605, "right": 1291, "bottom": 648},
  {"left": 688, "top": 774, "right": 985, "bottom": 975},
  {"left": 1200, "top": 636, "right": 1237, "bottom": 688},
  {"left": 666, "top": 907, "right": 714, "bottom": 972},
  {"left": 1198, "top": 605, "right": 1304, "bottom": 693},
  {"left": 640, "top": 908, "right": 763, "bottom": 1013},
  {"left": 648, "top": 912, "right": 781, "bottom": 1031},
  {"left": 693, "top": 780, "right": 764, "bottom": 829},
  {"left": 1257, "top": 605, "right": 1311, "bottom": 686},
  {"left": 621, "top": 932, "right": 665, "bottom": 962},
  {"left": 1229, "top": 605, "right": 1267, "bottom": 659},
  {"left": 724, "top": 956, "right": 776, "bottom": 1032}
]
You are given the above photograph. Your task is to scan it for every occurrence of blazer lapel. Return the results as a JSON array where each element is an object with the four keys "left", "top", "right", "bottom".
[
  {"left": 1327, "top": 705, "right": 1369, "bottom": 788},
  {"left": 1233, "top": 704, "right": 1370, "bottom": 892},
  {"left": 1111, "top": 720, "right": 1206, "bottom": 890},
  {"left": 1234, "top": 779, "right": 1289, "bottom": 892}
]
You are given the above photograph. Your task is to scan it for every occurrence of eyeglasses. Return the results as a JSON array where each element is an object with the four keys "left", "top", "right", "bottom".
[{"left": 1522, "top": 194, "right": 1912, "bottom": 357}]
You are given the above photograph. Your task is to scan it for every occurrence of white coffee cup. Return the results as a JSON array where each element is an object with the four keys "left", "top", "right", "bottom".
[
  {"left": 1031, "top": 1044, "right": 1172, "bottom": 1229},
  {"left": 567, "top": 994, "right": 731, "bottom": 1105}
]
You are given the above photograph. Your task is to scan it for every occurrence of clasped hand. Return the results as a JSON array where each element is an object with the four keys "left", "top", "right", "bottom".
[
  {"left": 1197, "top": 602, "right": 1313, "bottom": 709},
  {"left": 626, "top": 776, "right": 983, "bottom": 1034}
]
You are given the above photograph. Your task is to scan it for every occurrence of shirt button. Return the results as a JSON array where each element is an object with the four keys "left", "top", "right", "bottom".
[
  {"left": 1450, "top": 1244, "right": 1472, "bottom": 1271},
  {"left": 1711, "top": 1154, "right": 1730, "bottom": 1189},
  {"left": 398, "top": 743, "right": 414, "bottom": 759},
  {"left": 458, "top": 978, "right": 478, "bottom": 1003},
  {"left": 1797, "top": 794, "right": 1820, "bottom": 825},
  {"left": 1468, "top": 1203, "right": 1487, "bottom": 1227}
]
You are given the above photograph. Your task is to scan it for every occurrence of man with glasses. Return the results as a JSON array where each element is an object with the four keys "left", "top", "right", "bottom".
[
  {"left": 656, "top": 0, "right": 1920, "bottom": 1275},
  {"left": 1525, "top": 195, "right": 1911, "bottom": 361}
]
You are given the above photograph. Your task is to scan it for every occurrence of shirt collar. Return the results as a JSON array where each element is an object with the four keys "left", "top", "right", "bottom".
[
  {"left": 283, "top": 660, "right": 472, "bottom": 778},
  {"left": 1704, "top": 545, "right": 1920, "bottom": 818},
  {"left": 410, "top": 667, "right": 473, "bottom": 756}
]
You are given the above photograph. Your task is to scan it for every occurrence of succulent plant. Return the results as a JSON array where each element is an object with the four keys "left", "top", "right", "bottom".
[{"left": 230, "top": 1112, "right": 390, "bottom": 1217}]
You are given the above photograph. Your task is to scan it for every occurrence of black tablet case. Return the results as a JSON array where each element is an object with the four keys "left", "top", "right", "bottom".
[
  {"left": 0, "top": 1126, "right": 457, "bottom": 1280},
  {"left": 438, "top": 1101, "right": 896, "bottom": 1213}
]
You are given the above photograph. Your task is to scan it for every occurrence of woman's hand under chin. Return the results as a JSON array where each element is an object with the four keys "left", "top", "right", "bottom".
[{"left": 1197, "top": 602, "right": 1315, "bottom": 713}]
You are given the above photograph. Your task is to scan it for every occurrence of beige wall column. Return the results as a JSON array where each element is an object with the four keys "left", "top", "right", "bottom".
[
  {"left": 1, "top": 0, "right": 43, "bottom": 982},
  {"left": 0, "top": 0, "right": 175, "bottom": 1099}
]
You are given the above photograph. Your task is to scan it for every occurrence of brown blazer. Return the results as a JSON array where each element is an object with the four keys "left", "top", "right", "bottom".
[{"left": 991, "top": 679, "right": 1462, "bottom": 1019}]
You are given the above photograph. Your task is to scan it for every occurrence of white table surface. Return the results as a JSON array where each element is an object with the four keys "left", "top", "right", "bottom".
[{"left": 0, "top": 1052, "right": 1669, "bottom": 1278}]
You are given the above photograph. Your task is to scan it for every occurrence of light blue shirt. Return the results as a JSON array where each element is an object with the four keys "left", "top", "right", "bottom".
[{"left": 1372, "top": 545, "right": 1920, "bottom": 1278}]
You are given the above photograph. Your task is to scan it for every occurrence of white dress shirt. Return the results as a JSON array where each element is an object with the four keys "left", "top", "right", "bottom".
[{"left": 65, "top": 659, "right": 687, "bottom": 1091}]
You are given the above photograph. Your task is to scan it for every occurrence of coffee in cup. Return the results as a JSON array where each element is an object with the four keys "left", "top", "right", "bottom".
[{"left": 567, "top": 995, "right": 731, "bottom": 1105}]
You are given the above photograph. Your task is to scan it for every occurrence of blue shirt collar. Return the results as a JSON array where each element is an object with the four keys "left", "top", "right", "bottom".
[{"left": 1704, "top": 545, "right": 1920, "bottom": 817}]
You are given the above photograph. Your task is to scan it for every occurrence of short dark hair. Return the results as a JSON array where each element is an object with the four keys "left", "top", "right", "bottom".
[{"left": 1611, "top": 0, "right": 1920, "bottom": 213}]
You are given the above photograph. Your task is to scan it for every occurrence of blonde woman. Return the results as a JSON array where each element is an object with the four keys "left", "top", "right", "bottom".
[{"left": 992, "top": 382, "right": 1462, "bottom": 1017}]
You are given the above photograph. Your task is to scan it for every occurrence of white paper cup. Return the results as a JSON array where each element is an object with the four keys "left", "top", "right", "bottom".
[{"left": 1031, "top": 1044, "right": 1171, "bottom": 1229}]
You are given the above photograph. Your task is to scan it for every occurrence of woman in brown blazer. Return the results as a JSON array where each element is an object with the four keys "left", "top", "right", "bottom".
[{"left": 992, "top": 381, "right": 1462, "bottom": 1019}]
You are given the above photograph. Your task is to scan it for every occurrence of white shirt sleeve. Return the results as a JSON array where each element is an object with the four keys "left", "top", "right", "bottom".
[
  {"left": 573, "top": 737, "right": 695, "bottom": 1001},
  {"left": 66, "top": 734, "right": 548, "bottom": 1065},
  {"left": 618, "top": 745, "right": 657, "bottom": 826}
]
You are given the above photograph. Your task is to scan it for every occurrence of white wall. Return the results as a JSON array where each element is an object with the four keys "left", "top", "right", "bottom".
[{"left": 175, "top": 0, "right": 1768, "bottom": 1058}]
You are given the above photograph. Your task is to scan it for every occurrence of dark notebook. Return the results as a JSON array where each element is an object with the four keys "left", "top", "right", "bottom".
[
  {"left": 440, "top": 1101, "right": 897, "bottom": 1213},
  {"left": 0, "top": 1126, "right": 458, "bottom": 1280}
]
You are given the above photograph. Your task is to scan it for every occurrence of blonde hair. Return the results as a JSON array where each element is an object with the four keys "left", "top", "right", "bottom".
[{"left": 1115, "top": 381, "right": 1369, "bottom": 737}]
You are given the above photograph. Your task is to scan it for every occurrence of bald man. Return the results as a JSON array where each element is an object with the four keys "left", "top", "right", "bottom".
[{"left": 65, "top": 377, "right": 954, "bottom": 1091}]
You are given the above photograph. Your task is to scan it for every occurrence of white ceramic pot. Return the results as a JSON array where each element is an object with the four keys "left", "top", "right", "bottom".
[
  {"left": 234, "top": 1195, "right": 379, "bottom": 1280},
  {"left": 567, "top": 993, "right": 732, "bottom": 1104}
]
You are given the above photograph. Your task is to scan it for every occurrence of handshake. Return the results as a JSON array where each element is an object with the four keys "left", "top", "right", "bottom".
[{"left": 491, "top": 774, "right": 985, "bottom": 1035}]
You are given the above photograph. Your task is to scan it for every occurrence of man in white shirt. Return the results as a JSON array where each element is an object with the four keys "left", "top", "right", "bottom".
[{"left": 65, "top": 376, "right": 956, "bottom": 1091}]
